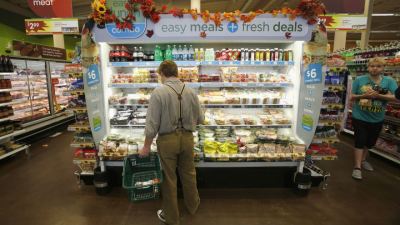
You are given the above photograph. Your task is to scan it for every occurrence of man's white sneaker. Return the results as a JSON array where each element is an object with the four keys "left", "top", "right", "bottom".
[
  {"left": 157, "top": 209, "right": 167, "bottom": 224},
  {"left": 362, "top": 161, "right": 374, "bottom": 171},
  {"left": 352, "top": 168, "right": 362, "bottom": 180}
]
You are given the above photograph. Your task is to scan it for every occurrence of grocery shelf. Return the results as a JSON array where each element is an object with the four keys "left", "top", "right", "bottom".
[
  {"left": 110, "top": 104, "right": 293, "bottom": 109},
  {"left": 66, "top": 89, "right": 85, "bottom": 95},
  {"left": 102, "top": 159, "right": 301, "bottom": 168},
  {"left": 199, "top": 124, "right": 292, "bottom": 129},
  {"left": 68, "top": 124, "right": 91, "bottom": 132},
  {"left": 312, "top": 137, "right": 339, "bottom": 144},
  {"left": 196, "top": 161, "right": 300, "bottom": 168},
  {"left": 379, "top": 132, "right": 400, "bottom": 142},
  {"left": 0, "top": 72, "right": 17, "bottom": 76},
  {"left": 68, "top": 107, "right": 87, "bottom": 113},
  {"left": 109, "top": 60, "right": 295, "bottom": 68},
  {"left": 109, "top": 82, "right": 293, "bottom": 89},
  {"left": 311, "top": 155, "right": 338, "bottom": 161},
  {"left": 0, "top": 145, "right": 29, "bottom": 160},
  {"left": 0, "top": 116, "right": 13, "bottom": 122},
  {"left": 317, "top": 120, "right": 342, "bottom": 126},
  {"left": 0, "top": 129, "right": 25, "bottom": 142},
  {"left": 0, "top": 89, "right": 12, "bottom": 93},
  {"left": 343, "top": 128, "right": 354, "bottom": 135},
  {"left": 369, "top": 148, "right": 400, "bottom": 165},
  {"left": 384, "top": 115, "right": 400, "bottom": 125},
  {"left": 0, "top": 101, "right": 13, "bottom": 107},
  {"left": 70, "top": 142, "right": 96, "bottom": 148},
  {"left": 110, "top": 124, "right": 292, "bottom": 129}
]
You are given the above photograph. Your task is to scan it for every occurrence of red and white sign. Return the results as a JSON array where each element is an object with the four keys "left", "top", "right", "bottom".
[{"left": 27, "top": 0, "right": 73, "bottom": 18}]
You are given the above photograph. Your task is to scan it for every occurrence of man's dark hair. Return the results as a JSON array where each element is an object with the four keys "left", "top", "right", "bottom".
[{"left": 158, "top": 60, "right": 178, "bottom": 77}]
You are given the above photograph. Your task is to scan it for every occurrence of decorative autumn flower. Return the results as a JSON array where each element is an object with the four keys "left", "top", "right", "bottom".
[{"left": 151, "top": 13, "right": 160, "bottom": 23}]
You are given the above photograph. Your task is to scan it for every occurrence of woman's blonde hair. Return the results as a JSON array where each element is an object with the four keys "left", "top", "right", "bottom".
[{"left": 368, "top": 57, "right": 386, "bottom": 67}]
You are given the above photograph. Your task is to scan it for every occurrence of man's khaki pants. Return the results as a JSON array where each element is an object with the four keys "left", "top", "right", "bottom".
[{"left": 157, "top": 130, "right": 200, "bottom": 225}]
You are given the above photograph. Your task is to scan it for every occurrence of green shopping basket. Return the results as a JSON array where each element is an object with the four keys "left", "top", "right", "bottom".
[{"left": 122, "top": 153, "right": 163, "bottom": 202}]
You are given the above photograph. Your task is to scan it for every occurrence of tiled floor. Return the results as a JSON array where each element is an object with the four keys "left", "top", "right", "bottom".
[{"left": 0, "top": 131, "right": 399, "bottom": 225}]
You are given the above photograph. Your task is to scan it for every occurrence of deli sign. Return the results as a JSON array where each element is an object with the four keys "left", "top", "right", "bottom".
[{"left": 27, "top": 0, "right": 73, "bottom": 18}]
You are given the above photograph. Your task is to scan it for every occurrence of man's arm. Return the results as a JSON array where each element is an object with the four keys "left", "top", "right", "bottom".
[
  {"left": 195, "top": 94, "right": 204, "bottom": 125},
  {"left": 139, "top": 92, "right": 161, "bottom": 156}
]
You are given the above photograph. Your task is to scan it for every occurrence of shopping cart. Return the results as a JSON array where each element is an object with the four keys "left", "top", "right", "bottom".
[{"left": 122, "top": 153, "right": 163, "bottom": 202}]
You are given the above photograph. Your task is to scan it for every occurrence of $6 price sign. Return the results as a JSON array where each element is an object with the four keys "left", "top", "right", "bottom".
[
  {"left": 87, "top": 64, "right": 100, "bottom": 86},
  {"left": 304, "top": 64, "right": 322, "bottom": 84}
]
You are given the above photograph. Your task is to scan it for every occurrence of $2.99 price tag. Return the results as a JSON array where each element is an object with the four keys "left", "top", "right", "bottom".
[{"left": 304, "top": 63, "right": 322, "bottom": 84}]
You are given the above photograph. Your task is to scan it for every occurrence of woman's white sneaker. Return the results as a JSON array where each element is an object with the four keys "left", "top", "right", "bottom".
[
  {"left": 352, "top": 168, "right": 362, "bottom": 180},
  {"left": 362, "top": 161, "right": 374, "bottom": 171}
]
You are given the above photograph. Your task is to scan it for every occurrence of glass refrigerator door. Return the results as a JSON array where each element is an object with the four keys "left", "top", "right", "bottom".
[
  {"left": 49, "top": 62, "right": 72, "bottom": 113},
  {"left": 26, "top": 60, "right": 51, "bottom": 121},
  {"left": 10, "top": 59, "right": 31, "bottom": 122}
]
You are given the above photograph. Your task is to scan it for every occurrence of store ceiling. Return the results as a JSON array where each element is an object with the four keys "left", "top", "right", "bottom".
[{"left": 2, "top": 0, "right": 400, "bottom": 43}]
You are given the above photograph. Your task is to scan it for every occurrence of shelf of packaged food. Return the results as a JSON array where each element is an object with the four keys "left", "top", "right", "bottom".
[
  {"left": 102, "top": 159, "right": 301, "bottom": 168},
  {"left": 311, "top": 155, "right": 338, "bottom": 161},
  {"left": 109, "top": 60, "right": 295, "bottom": 68},
  {"left": 110, "top": 124, "right": 292, "bottom": 129},
  {"left": 0, "top": 72, "right": 17, "bottom": 76},
  {"left": 11, "top": 87, "right": 29, "bottom": 91},
  {"left": 65, "top": 89, "right": 85, "bottom": 95},
  {"left": 0, "top": 145, "right": 30, "bottom": 161},
  {"left": 110, "top": 104, "right": 294, "bottom": 109},
  {"left": 369, "top": 147, "right": 400, "bottom": 165},
  {"left": 109, "top": 82, "right": 293, "bottom": 89},
  {"left": 0, "top": 117, "right": 13, "bottom": 122},
  {"left": 55, "top": 84, "right": 70, "bottom": 87},
  {"left": 324, "top": 85, "right": 346, "bottom": 91},
  {"left": 0, "top": 89, "right": 13, "bottom": 93},
  {"left": 30, "top": 95, "right": 49, "bottom": 101},
  {"left": 312, "top": 137, "right": 339, "bottom": 144},
  {"left": 384, "top": 115, "right": 400, "bottom": 125},
  {"left": 317, "top": 121, "right": 342, "bottom": 126},
  {"left": 343, "top": 128, "right": 354, "bottom": 135},
  {"left": 14, "top": 105, "right": 47, "bottom": 113},
  {"left": 68, "top": 107, "right": 87, "bottom": 113},
  {"left": 379, "top": 132, "right": 400, "bottom": 142},
  {"left": 68, "top": 124, "right": 91, "bottom": 132},
  {"left": 0, "top": 101, "right": 13, "bottom": 107},
  {"left": 199, "top": 124, "right": 292, "bottom": 129},
  {"left": 67, "top": 72, "right": 84, "bottom": 78},
  {"left": 321, "top": 103, "right": 344, "bottom": 109},
  {"left": 70, "top": 142, "right": 96, "bottom": 148},
  {"left": 0, "top": 129, "right": 26, "bottom": 142}
]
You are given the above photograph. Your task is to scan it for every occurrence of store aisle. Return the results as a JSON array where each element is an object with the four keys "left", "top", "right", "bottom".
[{"left": 0, "top": 131, "right": 399, "bottom": 225}]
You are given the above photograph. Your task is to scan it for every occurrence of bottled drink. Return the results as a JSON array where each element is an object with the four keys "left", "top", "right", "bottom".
[
  {"left": 182, "top": 45, "right": 188, "bottom": 61},
  {"left": 178, "top": 45, "right": 183, "bottom": 61},
  {"left": 255, "top": 48, "right": 260, "bottom": 61},
  {"left": 199, "top": 48, "right": 204, "bottom": 61},
  {"left": 6, "top": 57, "right": 13, "bottom": 72},
  {"left": 114, "top": 46, "right": 121, "bottom": 62},
  {"left": 274, "top": 48, "right": 279, "bottom": 61},
  {"left": 165, "top": 45, "right": 173, "bottom": 60},
  {"left": 132, "top": 47, "right": 138, "bottom": 62},
  {"left": 172, "top": 45, "right": 178, "bottom": 61},
  {"left": 188, "top": 45, "right": 194, "bottom": 61},
  {"left": 0, "top": 56, "right": 4, "bottom": 73},
  {"left": 265, "top": 48, "right": 271, "bottom": 62},
  {"left": 194, "top": 48, "right": 199, "bottom": 61},
  {"left": 245, "top": 49, "right": 249, "bottom": 61},
  {"left": 154, "top": 45, "right": 162, "bottom": 61},
  {"left": 109, "top": 48, "right": 115, "bottom": 62},
  {"left": 288, "top": 50, "right": 293, "bottom": 61},
  {"left": 279, "top": 49, "right": 284, "bottom": 61},
  {"left": 250, "top": 49, "right": 255, "bottom": 61},
  {"left": 120, "top": 45, "right": 129, "bottom": 62},
  {"left": 138, "top": 47, "right": 144, "bottom": 61}
]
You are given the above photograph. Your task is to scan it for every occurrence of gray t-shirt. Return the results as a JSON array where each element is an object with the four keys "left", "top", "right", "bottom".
[{"left": 144, "top": 77, "right": 204, "bottom": 138}]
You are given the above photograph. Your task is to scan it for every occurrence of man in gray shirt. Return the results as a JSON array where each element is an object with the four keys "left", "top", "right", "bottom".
[{"left": 139, "top": 60, "right": 203, "bottom": 225}]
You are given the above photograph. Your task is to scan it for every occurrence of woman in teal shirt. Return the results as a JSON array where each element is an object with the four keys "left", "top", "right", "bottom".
[{"left": 351, "top": 57, "right": 398, "bottom": 180}]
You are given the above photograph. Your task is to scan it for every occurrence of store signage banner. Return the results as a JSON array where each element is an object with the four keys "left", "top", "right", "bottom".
[
  {"left": 93, "top": 14, "right": 314, "bottom": 43},
  {"left": 12, "top": 40, "right": 67, "bottom": 60},
  {"left": 319, "top": 14, "right": 367, "bottom": 30},
  {"left": 83, "top": 64, "right": 107, "bottom": 138},
  {"left": 25, "top": 18, "right": 79, "bottom": 35},
  {"left": 296, "top": 42, "right": 326, "bottom": 147},
  {"left": 27, "top": 0, "right": 73, "bottom": 18}
]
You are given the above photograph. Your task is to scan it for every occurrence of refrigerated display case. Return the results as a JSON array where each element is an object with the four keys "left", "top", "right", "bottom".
[
  {"left": 9, "top": 58, "right": 73, "bottom": 124},
  {"left": 49, "top": 62, "right": 74, "bottom": 113}
]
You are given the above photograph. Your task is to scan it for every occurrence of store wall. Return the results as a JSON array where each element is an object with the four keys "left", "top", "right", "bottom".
[{"left": 0, "top": 9, "right": 80, "bottom": 55}]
